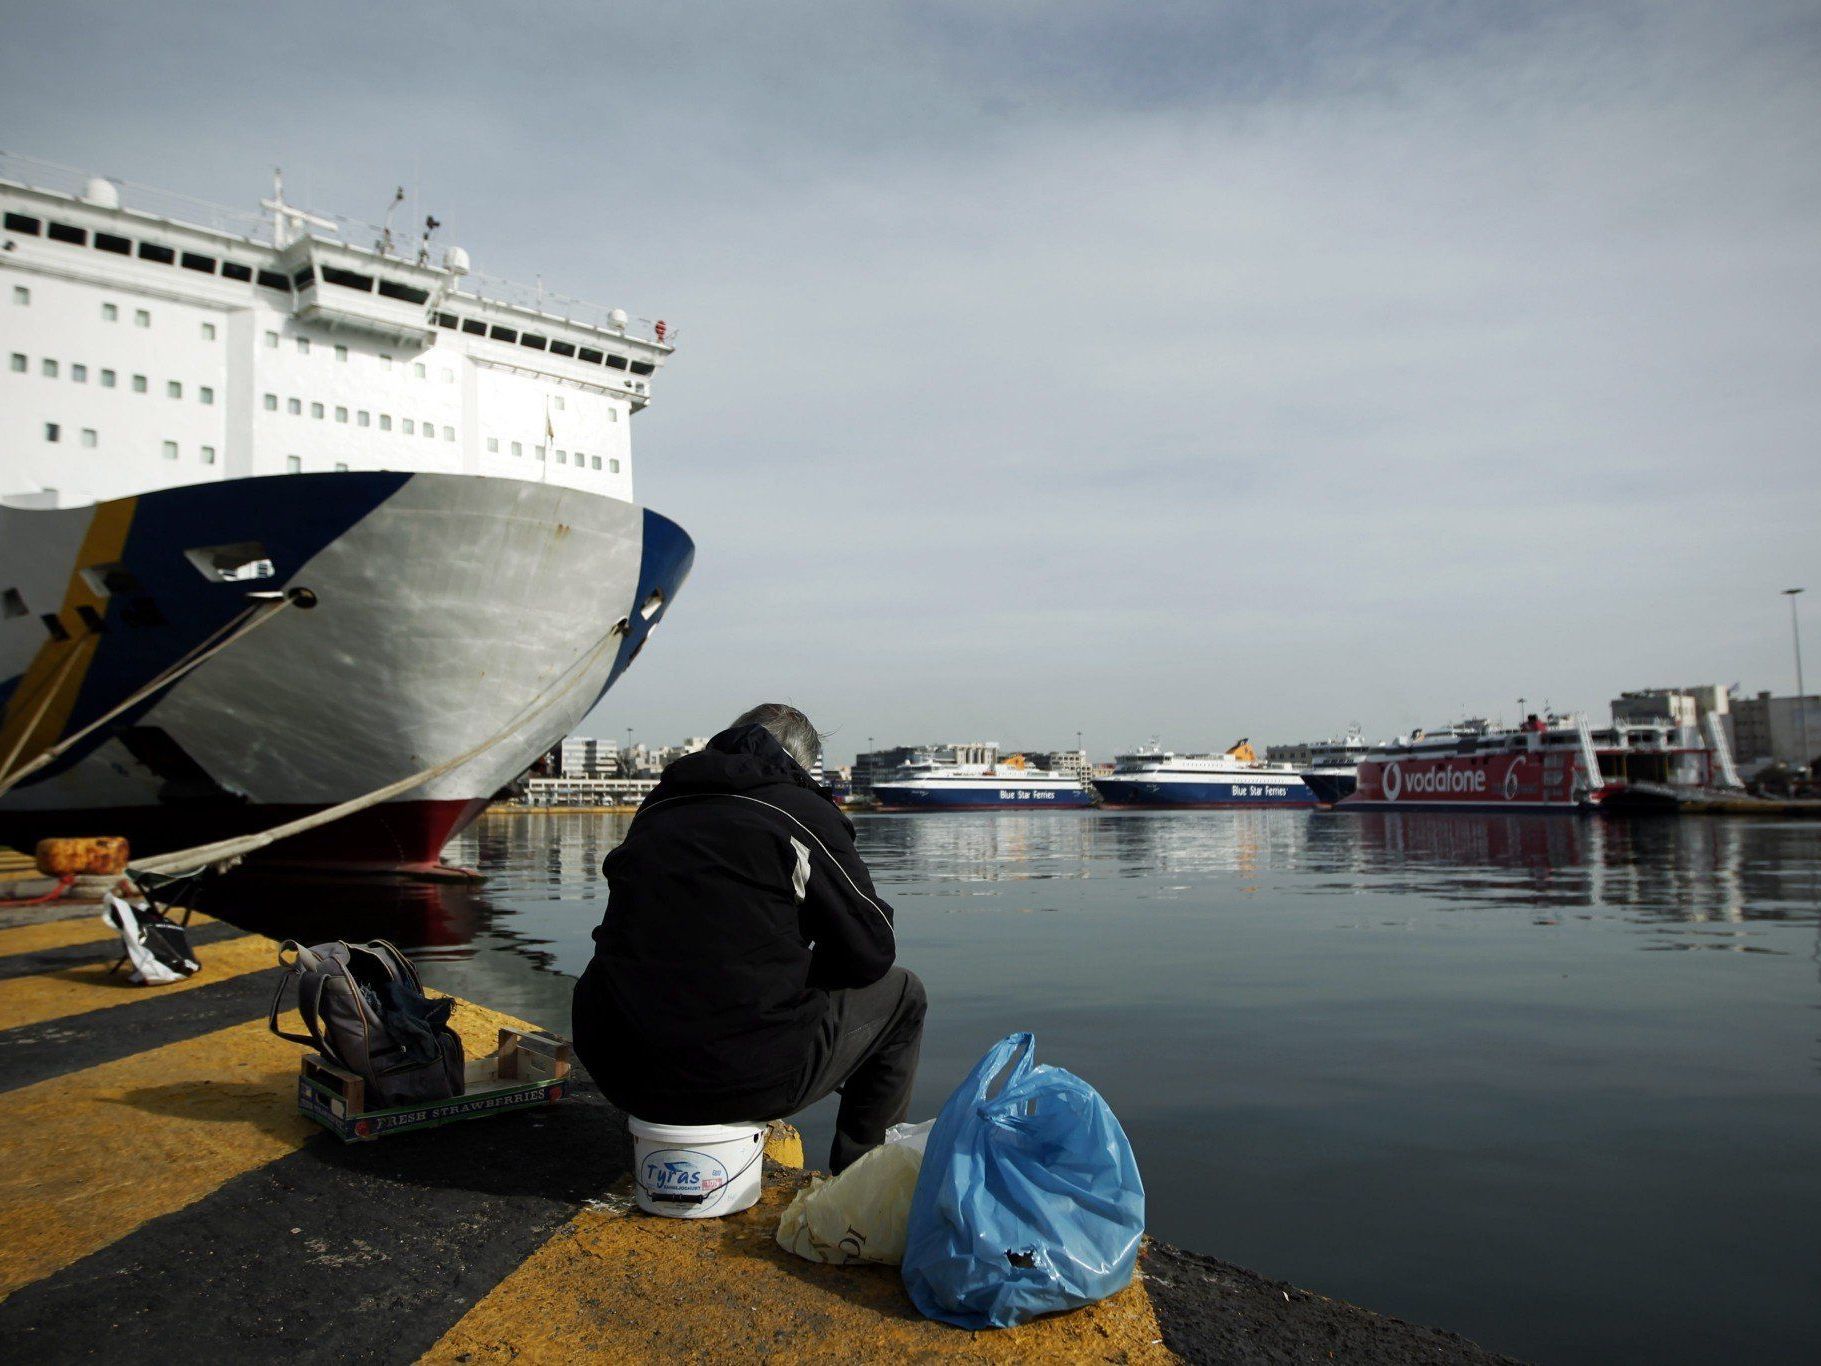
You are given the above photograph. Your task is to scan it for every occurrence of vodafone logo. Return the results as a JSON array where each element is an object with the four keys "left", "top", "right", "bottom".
[
  {"left": 1504, "top": 763, "right": 1521, "bottom": 800},
  {"left": 1388, "top": 764, "right": 1487, "bottom": 797}
]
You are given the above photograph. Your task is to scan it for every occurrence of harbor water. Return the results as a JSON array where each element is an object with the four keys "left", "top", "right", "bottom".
[{"left": 216, "top": 809, "right": 1821, "bottom": 1365}]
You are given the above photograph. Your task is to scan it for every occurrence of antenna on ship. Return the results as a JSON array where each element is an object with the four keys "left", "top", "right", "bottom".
[
  {"left": 262, "top": 169, "right": 336, "bottom": 249},
  {"left": 417, "top": 214, "right": 441, "bottom": 266},
  {"left": 377, "top": 185, "right": 405, "bottom": 256}
]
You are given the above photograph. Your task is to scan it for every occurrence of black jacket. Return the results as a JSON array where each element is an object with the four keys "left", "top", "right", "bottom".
[{"left": 571, "top": 724, "right": 896, "bottom": 1122}]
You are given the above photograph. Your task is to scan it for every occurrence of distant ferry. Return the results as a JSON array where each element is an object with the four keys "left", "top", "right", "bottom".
[
  {"left": 1341, "top": 717, "right": 1593, "bottom": 811},
  {"left": 1092, "top": 740, "right": 1318, "bottom": 808},
  {"left": 1299, "top": 728, "right": 1368, "bottom": 805},
  {"left": 871, "top": 754, "right": 1092, "bottom": 811},
  {"left": 1336, "top": 714, "right": 1728, "bottom": 812}
]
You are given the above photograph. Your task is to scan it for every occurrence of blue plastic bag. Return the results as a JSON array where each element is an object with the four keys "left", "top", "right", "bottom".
[{"left": 901, "top": 1032, "right": 1145, "bottom": 1328}]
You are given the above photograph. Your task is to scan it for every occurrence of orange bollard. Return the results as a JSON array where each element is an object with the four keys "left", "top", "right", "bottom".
[{"left": 34, "top": 836, "right": 130, "bottom": 878}]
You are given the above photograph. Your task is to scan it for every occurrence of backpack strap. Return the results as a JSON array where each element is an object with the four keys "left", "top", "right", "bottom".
[
  {"left": 362, "top": 939, "right": 422, "bottom": 992},
  {"left": 268, "top": 940, "right": 328, "bottom": 1049}
]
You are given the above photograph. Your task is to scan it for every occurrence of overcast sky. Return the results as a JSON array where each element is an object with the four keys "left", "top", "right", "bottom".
[{"left": 5, "top": 2, "right": 1817, "bottom": 760}]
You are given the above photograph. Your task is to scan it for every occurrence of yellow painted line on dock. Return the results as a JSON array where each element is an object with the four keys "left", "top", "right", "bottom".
[
  {"left": 0, "top": 995, "right": 535, "bottom": 1298},
  {"left": 421, "top": 1177, "right": 1172, "bottom": 1365},
  {"left": 0, "top": 1013, "right": 312, "bottom": 1297},
  {"left": 0, "top": 911, "right": 214, "bottom": 958},
  {"left": 0, "top": 929, "right": 269, "bottom": 1033}
]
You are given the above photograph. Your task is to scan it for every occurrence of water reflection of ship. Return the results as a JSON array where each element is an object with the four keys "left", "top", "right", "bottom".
[
  {"left": 855, "top": 810, "right": 1100, "bottom": 881},
  {"left": 1096, "top": 809, "right": 1315, "bottom": 880},
  {"left": 459, "top": 809, "right": 631, "bottom": 896},
  {"left": 853, "top": 809, "right": 1793, "bottom": 932},
  {"left": 1350, "top": 811, "right": 1589, "bottom": 870},
  {"left": 854, "top": 809, "right": 1326, "bottom": 883},
  {"left": 1346, "top": 811, "right": 1775, "bottom": 925},
  {"left": 197, "top": 871, "right": 486, "bottom": 949}
]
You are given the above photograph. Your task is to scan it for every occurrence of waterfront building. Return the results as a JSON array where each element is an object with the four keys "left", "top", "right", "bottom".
[
  {"left": 1610, "top": 686, "right": 1731, "bottom": 735},
  {"left": 1730, "top": 692, "right": 1821, "bottom": 768},
  {"left": 561, "top": 735, "right": 706, "bottom": 778},
  {"left": 522, "top": 775, "right": 656, "bottom": 806},
  {"left": 558, "top": 736, "right": 620, "bottom": 777}
]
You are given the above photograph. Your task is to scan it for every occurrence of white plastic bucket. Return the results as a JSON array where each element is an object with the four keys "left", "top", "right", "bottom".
[{"left": 629, "top": 1117, "right": 765, "bottom": 1218}]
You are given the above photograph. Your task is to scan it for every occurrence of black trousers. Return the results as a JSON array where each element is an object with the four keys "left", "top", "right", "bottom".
[{"left": 787, "top": 966, "right": 927, "bottom": 1173}]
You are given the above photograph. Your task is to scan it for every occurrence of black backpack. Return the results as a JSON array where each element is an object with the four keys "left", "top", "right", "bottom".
[{"left": 269, "top": 939, "right": 465, "bottom": 1108}]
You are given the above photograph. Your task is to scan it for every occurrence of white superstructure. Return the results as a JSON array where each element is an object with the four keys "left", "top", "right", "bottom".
[
  {"left": 0, "top": 154, "right": 670, "bottom": 508},
  {"left": 0, "top": 155, "right": 694, "bottom": 875},
  {"left": 870, "top": 754, "right": 1094, "bottom": 809}
]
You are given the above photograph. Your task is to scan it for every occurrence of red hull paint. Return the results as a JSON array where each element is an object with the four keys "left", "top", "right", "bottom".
[
  {"left": 1342, "top": 753, "right": 1591, "bottom": 811},
  {"left": 0, "top": 797, "right": 490, "bottom": 877}
]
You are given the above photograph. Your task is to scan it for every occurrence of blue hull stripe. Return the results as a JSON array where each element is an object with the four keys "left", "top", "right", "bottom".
[
  {"left": 1093, "top": 778, "right": 1317, "bottom": 808},
  {"left": 4, "top": 472, "right": 412, "bottom": 783},
  {"left": 873, "top": 786, "right": 1093, "bottom": 810},
  {"left": 598, "top": 506, "right": 695, "bottom": 704}
]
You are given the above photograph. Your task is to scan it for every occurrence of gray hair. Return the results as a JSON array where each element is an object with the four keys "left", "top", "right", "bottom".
[{"left": 732, "top": 702, "right": 821, "bottom": 769}]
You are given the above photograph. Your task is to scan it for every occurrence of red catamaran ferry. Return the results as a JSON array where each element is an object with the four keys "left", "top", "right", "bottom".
[
  {"left": 1345, "top": 715, "right": 1600, "bottom": 812},
  {"left": 1341, "top": 714, "right": 1723, "bottom": 813}
]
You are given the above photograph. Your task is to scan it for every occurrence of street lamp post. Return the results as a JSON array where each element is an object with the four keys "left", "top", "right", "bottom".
[{"left": 1784, "top": 589, "right": 1808, "bottom": 771}]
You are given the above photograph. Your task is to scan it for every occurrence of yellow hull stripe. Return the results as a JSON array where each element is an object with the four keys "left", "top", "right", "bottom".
[
  {"left": 0, "top": 994, "right": 534, "bottom": 1298},
  {"left": 0, "top": 497, "right": 137, "bottom": 775}
]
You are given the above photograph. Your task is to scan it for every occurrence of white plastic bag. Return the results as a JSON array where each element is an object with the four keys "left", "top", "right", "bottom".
[
  {"left": 776, "top": 1120, "right": 933, "bottom": 1266},
  {"left": 102, "top": 893, "right": 199, "bottom": 985}
]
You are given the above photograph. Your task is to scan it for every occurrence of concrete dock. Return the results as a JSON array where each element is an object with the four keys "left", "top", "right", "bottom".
[{"left": 0, "top": 888, "right": 1517, "bottom": 1363}]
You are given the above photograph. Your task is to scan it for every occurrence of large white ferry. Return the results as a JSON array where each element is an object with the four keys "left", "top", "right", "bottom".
[
  {"left": 0, "top": 157, "right": 692, "bottom": 875},
  {"left": 871, "top": 754, "right": 1093, "bottom": 811},
  {"left": 1092, "top": 741, "right": 1318, "bottom": 808}
]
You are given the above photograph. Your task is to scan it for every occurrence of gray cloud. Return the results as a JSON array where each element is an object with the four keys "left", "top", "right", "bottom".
[{"left": 4, "top": 2, "right": 1817, "bottom": 757}]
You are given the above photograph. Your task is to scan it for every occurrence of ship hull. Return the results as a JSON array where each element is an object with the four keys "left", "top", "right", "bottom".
[
  {"left": 0, "top": 797, "right": 488, "bottom": 878},
  {"left": 1339, "top": 753, "right": 1592, "bottom": 812},
  {"left": 871, "top": 783, "right": 1093, "bottom": 811},
  {"left": 1299, "top": 769, "right": 1358, "bottom": 805},
  {"left": 1092, "top": 776, "right": 1318, "bottom": 808},
  {"left": 0, "top": 472, "right": 693, "bottom": 873}
]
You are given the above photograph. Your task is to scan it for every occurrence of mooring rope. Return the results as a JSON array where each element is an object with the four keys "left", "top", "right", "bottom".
[
  {"left": 127, "top": 614, "right": 632, "bottom": 879},
  {"left": 0, "top": 595, "right": 298, "bottom": 799},
  {"left": 0, "top": 633, "right": 100, "bottom": 789}
]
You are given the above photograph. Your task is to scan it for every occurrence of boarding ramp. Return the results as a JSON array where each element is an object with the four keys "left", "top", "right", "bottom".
[
  {"left": 1706, "top": 712, "right": 1745, "bottom": 789},
  {"left": 1575, "top": 714, "right": 1604, "bottom": 795}
]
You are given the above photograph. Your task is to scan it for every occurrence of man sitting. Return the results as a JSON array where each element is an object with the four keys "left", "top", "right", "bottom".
[{"left": 572, "top": 703, "right": 925, "bottom": 1172}]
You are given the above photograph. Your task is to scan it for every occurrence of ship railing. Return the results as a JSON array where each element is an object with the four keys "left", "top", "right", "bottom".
[
  {"left": 0, "top": 150, "right": 670, "bottom": 347},
  {"left": 2, "top": 150, "right": 270, "bottom": 242},
  {"left": 452, "top": 272, "right": 669, "bottom": 344}
]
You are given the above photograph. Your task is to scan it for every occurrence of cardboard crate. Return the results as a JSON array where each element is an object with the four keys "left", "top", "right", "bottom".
[{"left": 298, "top": 1027, "right": 573, "bottom": 1141}]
